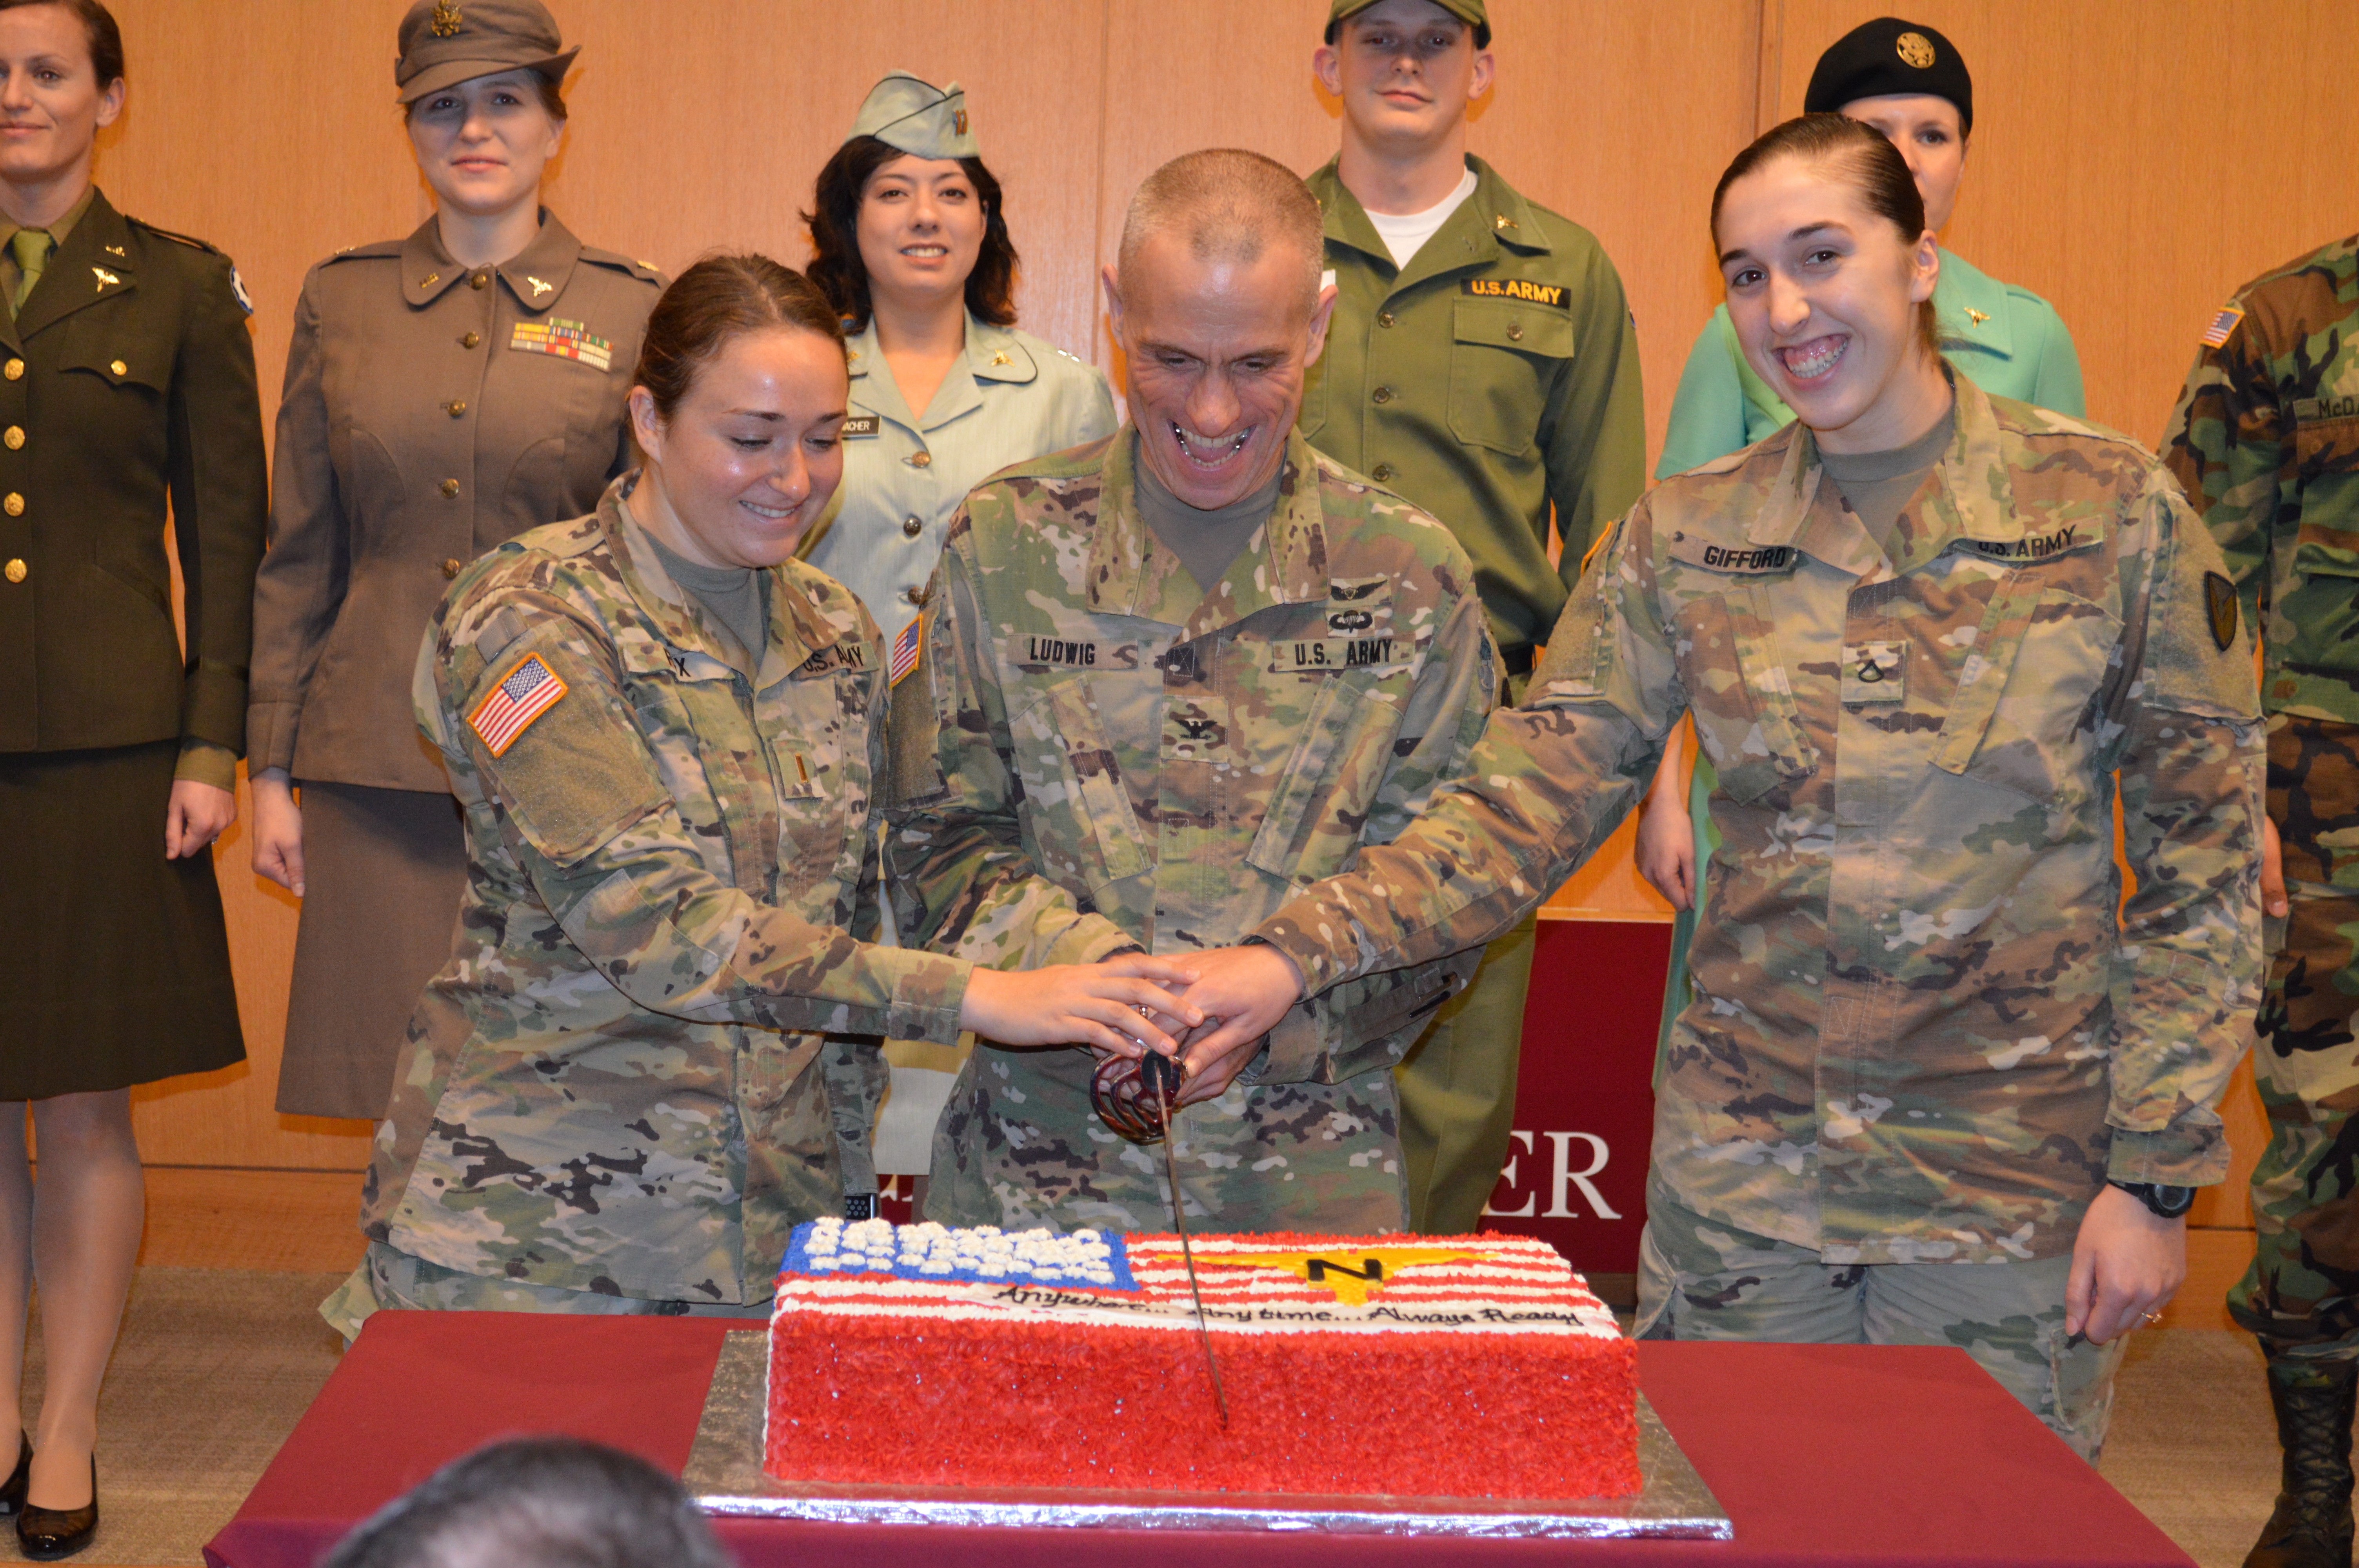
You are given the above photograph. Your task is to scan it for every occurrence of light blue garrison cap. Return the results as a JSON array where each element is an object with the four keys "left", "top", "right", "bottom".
[{"left": 848, "top": 71, "right": 980, "bottom": 160}]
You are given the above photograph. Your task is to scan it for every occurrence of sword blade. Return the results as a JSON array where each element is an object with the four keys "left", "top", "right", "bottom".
[{"left": 1160, "top": 1086, "right": 1229, "bottom": 1428}]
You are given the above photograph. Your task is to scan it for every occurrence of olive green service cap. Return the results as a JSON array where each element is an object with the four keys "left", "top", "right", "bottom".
[
  {"left": 848, "top": 71, "right": 980, "bottom": 161},
  {"left": 1325, "top": 0, "right": 1490, "bottom": 46},
  {"left": 394, "top": 0, "right": 579, "bottom": 105}
]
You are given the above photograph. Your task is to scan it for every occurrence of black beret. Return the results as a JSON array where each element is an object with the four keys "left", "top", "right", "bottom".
[{"left": 1803, "top": 17, "right": 1972, "bottom": 136}]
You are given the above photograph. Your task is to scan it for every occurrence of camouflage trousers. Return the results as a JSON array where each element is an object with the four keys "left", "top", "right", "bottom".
[
  {"left": 1634, "top": 1180, "right": 2127, "bottom": 1461},
  {"left": 319, "top": 1241, "right": 771, "bottom": 1344},
  {"left": 2238, "top": 717, "right": 2359, "bottom": 1356}
]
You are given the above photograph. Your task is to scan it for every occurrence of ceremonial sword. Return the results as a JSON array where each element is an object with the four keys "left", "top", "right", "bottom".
[{"left": 1145, "top": 1051, "right": 1229, "bottom": 1428}]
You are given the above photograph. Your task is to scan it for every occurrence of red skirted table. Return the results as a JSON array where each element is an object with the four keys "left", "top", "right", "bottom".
[{"left": 204, "top": 1312, "right": 2191, "bottom": 1567}]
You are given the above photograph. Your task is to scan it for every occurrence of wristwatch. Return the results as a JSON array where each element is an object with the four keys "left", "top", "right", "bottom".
[{"left": 2109, "top": 1180, "right": 2197, "bottom": 1219}]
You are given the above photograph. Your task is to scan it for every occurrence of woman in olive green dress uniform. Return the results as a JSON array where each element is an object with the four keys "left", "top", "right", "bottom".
[
  {"left": 247, "top": 0, "right": 663, "bottom": 1122},
  {"left": 0, "top": 0, "right": 267, "bottom": 1553},
  {"left": 798, "top": 73, "right": 1115, "bottom": 1196}
]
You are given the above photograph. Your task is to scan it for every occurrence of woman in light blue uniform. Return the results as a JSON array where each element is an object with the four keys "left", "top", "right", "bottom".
[
  {"left": 801, "top": 71, "right": 1115, "bottom": 647},
  {"left": 1637, "top": 17, "right": 2087, "bottom": 1063},
  {"left": 799, "top": 72, "right": 1116, "bottom": 1206}
]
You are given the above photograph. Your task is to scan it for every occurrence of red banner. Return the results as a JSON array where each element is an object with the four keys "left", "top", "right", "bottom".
[{"left": 1480, "top": 920, "right": 1669, "bottom": 1285}]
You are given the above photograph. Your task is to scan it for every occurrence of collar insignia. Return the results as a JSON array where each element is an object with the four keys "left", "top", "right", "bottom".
[
  {"left": 526, "top": 275, "right": 554, "bottom": 298},
  {"left": 1492, "top": 213, "right": 1518, "bottom": 231},
  {"left": 102, "top": 244, "right": 124, "bottom": 258},
  {"left": 990, "top": 350, "right": 1010, "bottom": 366},
  {"left": 1965, "top": 307, "right": 1991, "bottom": 326},
  {"left": 420, "top": 272, "right": 440, "bottom": 289},
  {"left": 91, "top": 266, "right": 118, "bottom": 287}
]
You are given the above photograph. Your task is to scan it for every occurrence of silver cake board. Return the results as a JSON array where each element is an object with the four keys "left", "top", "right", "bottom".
[{"left": 686, "top": 1330, "right": 1731, "bottom": 1541}]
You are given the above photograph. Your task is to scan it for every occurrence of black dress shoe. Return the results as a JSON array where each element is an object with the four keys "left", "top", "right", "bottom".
[
  {"left": 16, "top": 1457, "right": 95, "bottom": 1561},
  {"left": 0, "top": 1430, "right": 29, "bottom": 1515}
]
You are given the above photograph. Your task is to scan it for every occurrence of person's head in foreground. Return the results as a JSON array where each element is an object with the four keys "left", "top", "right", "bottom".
[
  {"left": 1711, "top": 112, "right": 1947, "bottom": 455},
  {"left": 319, "top": 1436, "right": 732, "bottom": 1568},
  {"left": 1101, "top": 147, "right": 1338, "bottom": 511}
]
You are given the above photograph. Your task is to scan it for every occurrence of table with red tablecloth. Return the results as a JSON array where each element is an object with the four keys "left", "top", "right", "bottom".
[{"left": 202, "top": 1312, "right": 2191, "bottom": 1568}]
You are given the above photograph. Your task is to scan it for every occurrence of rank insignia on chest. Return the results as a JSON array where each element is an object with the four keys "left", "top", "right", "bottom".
[
  {"left": 1840, "top": 642, "right": 1907, "bottom": 704},
  {"left": 1461, "top": 278, "right": 1567, "bottom": 308},
  {"left": 469, "top": 652, "right": 568, "bottom": 757},
  {"left": 2204, "top": 571, "right": 2239, "bottom": 652},
  {"left": 840, "top": 415, "right": 881, "bottom": 438},
  {"left": 509, "top": 318, "right": 613, "bottom": 372}
]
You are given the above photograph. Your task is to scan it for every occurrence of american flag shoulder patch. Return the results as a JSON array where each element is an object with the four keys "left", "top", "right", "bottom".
[
  {"left": 889, "top": 614, "right": 924, "bottom": 689},
  {"left": 468, "top": 652, "right": 569, "bottom": 757},
  {"left": 2201, "top": 303, "right": 2246, "bottom": 348}
]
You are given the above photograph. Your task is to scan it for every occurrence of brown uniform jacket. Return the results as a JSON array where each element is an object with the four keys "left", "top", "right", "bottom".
[
  {"left": 0, "top": 189, "right": 265, "bottom": 754},
  {"left": 248, "top": 213, "right": 662, "bottom": 791}
]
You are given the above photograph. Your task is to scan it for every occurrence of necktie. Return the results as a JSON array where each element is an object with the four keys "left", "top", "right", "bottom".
[{"left": 9, "top": 229, "right": 52, "bottom": 315}]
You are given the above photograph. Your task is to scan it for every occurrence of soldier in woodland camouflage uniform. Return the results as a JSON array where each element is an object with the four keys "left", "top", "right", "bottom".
[
  {"left": 888, "top": 151, "right": 1493, "bottom": 1235},
  {"left": 2163, "top": 234, "right": 2359, "bottom": 1568},
  {"left": 320, "top": 258, "right": 1194, "bottom": 1338},
  {"left": 1179, "top": 118, "right": 2262, "bottom": 1460}
]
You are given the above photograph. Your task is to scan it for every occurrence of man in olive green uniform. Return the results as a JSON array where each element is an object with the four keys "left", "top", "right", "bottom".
[
  {"left": 1191, "top": 376, "right": 2259, "bottom": 1458},
  {"left": 2163, "top": 235, "right": 2359, "bottom": 1568},
  {"left": 888, "top": 150, "right": 1492, "bottom": 1234},
  {"left": 1303, "top": 0, "right": 1647, "bottom": 1232}
]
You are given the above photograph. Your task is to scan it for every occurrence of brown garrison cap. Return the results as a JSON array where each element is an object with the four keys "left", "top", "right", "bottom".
[
  {"left": 1326, "top": 0, "right": 1490, "bottom": 45},
  {"left": 395, "top": 0, "right": 579, "bottom": 104}
]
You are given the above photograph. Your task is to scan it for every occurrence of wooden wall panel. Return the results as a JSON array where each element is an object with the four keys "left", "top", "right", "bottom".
[
  {"left": 75, "top": 2, "right": 2336, "bottom": 1172},
  {"left": 1770, "top": 0, "right": 2359, "bottom": 448}
]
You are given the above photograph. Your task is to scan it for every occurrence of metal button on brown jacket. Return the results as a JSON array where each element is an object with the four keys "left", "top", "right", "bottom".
[
  {"left": 0, "top": 188, "right": 266, "bottom": 753},
  {"left": 248, "top": 212, "right": 663, "bottom": 791}
]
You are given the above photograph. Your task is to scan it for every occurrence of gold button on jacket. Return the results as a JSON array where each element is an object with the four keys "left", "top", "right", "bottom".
[
  {"left": 248, "top": 214, "right": 663, "bottom": 791},
  {"left": 0, "top": 189, "right": 266, "bottom": 753}
]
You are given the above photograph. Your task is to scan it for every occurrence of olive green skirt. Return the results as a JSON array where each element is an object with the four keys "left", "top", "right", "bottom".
[{"left": 0, "top": 741, "right": 245, "bottom": 1098}]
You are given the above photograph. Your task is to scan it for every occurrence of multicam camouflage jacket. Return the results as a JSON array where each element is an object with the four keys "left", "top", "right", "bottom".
[
  {"left": 359, "top": 475, "right": 972, "bottom": 1305},
  {"left": 2162, "top": 233, "right": 2359, "bottom": 726},
  {"left": 1257, "top": 377, "right": 2264, "bottom": 1264},
  {"left": 887, "top": 427, "right": 1496, "bottom": 1235}
]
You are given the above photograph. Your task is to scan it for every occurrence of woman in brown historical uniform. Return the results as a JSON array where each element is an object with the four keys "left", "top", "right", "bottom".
[
  {"left": 247, "top": 0, "right": 663, "bottom": 1122},
  {"left": 0, "top": 0, "right": 266, "bottom": 1554}
]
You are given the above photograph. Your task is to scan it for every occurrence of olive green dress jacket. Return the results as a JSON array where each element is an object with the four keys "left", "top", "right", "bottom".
[{"left": 0, "top": 188, "right": 265, "bottom": 755}]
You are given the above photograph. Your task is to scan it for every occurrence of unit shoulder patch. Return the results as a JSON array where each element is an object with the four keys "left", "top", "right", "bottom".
[{"left": 2204, "top": 571, "right": 2239, "bottom": 652}]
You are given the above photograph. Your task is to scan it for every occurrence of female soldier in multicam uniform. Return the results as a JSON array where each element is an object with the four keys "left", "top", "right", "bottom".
[
  {"left": 1179, "top": 116, "right": 2261, "bottom": 1463},
  {"left": 322, "top": 257, "right": 1198, "bottom": 1336}
]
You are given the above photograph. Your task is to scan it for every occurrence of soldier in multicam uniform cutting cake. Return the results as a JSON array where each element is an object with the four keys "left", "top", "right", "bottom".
[
  {"left": 320, "top": 256, "right": 1203, "bottom": 1337},
  {"left": 886, "top": 149, "right": 1496, "bottom": 1236},
  {"left": 2162, "top": 233, "right": 2359, "bottom": 1568},
  {"left": 1168, "top": 115, "right": 2263, "bottom": 1462}
]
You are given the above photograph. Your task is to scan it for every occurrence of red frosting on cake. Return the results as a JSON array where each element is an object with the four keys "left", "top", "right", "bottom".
[{"left": 764, "top": 1227, "right": 1640, "bottom": 1501}]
